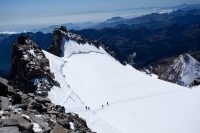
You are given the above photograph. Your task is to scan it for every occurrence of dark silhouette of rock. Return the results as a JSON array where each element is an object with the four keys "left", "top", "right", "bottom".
[
  {"left": 189, "top": 77, "right": 200, "bottom": 87},
  {"left": 12, "top": 94, "right": 22, "bottom": 104},
  {"left": 10, "top": 36, "right": 59, "bottom": 94},
  {"left": 0, "top": 77, "right": 8, "bottom": 96},
  {"left": 47, "top": 26, "right": 118, "bottom": 61}
]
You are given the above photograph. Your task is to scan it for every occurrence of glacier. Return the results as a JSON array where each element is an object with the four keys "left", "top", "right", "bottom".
[{"left": 43, "top": 39, "right": 200, "bottom": 133}]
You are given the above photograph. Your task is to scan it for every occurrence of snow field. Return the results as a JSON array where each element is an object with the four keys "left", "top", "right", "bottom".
[{"left": 44, "top": 39, "right": 200, "bottom": 133}]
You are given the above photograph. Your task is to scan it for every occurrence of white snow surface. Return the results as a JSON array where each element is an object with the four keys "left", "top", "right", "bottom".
[
  {"left": 33, "top": 123, "right": 42, "bottom": 132},
  {"left": 176, "top": 54, "right": 200, "bottom": 86},
  {"left": 43, "top": 39, "right": 200, "bottom": 133}
]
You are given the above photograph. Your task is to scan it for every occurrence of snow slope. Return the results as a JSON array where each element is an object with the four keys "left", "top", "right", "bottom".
[{"left": 44, "top": 40, "right": 200, "bottom": 133}]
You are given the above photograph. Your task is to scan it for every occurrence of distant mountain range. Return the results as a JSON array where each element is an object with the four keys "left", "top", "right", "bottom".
[
  {"left": 104, "top": 17, "right": 125, "bottom": 23},
  {"left": 29, "top": 3, "right": 200, "bottom": 34},
  {"left": 31, "top": 22, "right": 96, "bottom": 33},
  {"left": 1, "top": 5, "right": 200, "bottom": 80},
  {"left": 73, "top": 8, "right": 200, "bottom": 68}
]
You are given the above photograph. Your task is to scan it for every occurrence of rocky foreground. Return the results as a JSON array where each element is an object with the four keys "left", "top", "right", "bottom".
[{"left": 0, "top": 35, "right": 95, "bottom": 133}]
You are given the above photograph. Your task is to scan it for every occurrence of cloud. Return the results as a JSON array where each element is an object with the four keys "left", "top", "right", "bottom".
[{"left": 0, "top": 31, "right": 18, "bottom": 34}]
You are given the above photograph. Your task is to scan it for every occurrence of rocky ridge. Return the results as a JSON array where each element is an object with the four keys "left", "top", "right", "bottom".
[
  {"left": 0, "top": 35, "right": 94, "bottom": 132},
  {"left": 47, "top": 26, "right": 118, "bottom": 60},
  {"left": 142, "top": 53, "right": 200, "bottom": 87},
  {"left": 10, "top": 35, "right": 59, "bottom": 95}
]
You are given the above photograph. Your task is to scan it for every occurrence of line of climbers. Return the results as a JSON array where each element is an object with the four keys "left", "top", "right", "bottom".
[{"left": 85, "top": 102, "right": 109, "bottom": 110}]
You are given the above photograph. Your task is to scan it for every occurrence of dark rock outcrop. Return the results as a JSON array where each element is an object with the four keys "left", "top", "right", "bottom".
[
  {"left": 48, "top": 26, "right": 118, "bottom": 60},
  {"left": 10, "top": 35, "right": 59, "bottom": 94},
  {"left": 189, "top": 77, "right": 200, "bottom": 87},
  {"left": 0, "top": 77, "right": 8, "bottom": 96},
  {"left": 47, "top": 26, "right": 67, "bottom": 57}
]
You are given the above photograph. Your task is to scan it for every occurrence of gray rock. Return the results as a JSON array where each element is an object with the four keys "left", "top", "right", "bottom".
[
  {"left": 0, "top": 126, "right": 20, "bottom": 133},
  {"left": 1, "top": 119, "right": 19, "bottom": 126},
  {"left": 50, "top": 124, "right": 69, "bottom": 133},
  {"left": 10, "top": 114, "right": 33, "bottom": 132},
  {"left": 46, "top": 110, "right": 59, "bottom": 115},
  {"left": 28, "top": 93, "right": 34, "bottom": 97},
  {"left": 29, "top": 113, "right": 51, "bottom": 132},
  {"left": 50, "top": 114, "right": 57, "bottom": 121},
  {"left": 0, "top": 96, "right": 9, "bottom": 111},
  {"left": 43, "top": 97, "right": 51, "bottom": 103}
]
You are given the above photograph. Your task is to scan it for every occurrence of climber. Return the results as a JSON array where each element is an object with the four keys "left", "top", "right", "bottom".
[
  {"left": 88, "top": 107, "right": 90, "bottom": 110},
  {"left": 102, "top": 105, "right": 104, "bottom": 108},
  {"left": 86, "top": 106, "right": 87, "bottom": 110},
  {"left": 107, "top": 102, "right": 109, "bottom": 106}
]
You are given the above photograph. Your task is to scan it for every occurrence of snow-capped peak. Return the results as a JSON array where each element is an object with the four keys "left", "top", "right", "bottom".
[{"left": 176, "top": 54, "right": 200, "bottom": 87}]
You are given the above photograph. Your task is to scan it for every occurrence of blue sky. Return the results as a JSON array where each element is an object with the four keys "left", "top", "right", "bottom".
[{"left": 0, "top": 0, "right": 199, "bottom": 32}]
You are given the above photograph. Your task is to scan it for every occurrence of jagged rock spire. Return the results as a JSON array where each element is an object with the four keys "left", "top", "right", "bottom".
[{"left": 10, "top": 35, "right": 59, "bottom": 95}]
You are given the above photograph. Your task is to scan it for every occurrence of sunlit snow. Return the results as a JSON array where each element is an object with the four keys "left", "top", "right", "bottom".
[{"left": 43, "top": 39, "right": 200, "bottom": 133}]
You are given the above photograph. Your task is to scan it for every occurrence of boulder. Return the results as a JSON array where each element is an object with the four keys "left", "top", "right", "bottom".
[
  {"left": 29, "top": 113, "right": 51, "bottom": 132},
  {"left": 50, "top": 124, "right": 69, "bottom": 133},
  {"left": 57, "top": 118, "right": 70, "bottom": 129},
  {"left": 10, "top": 114, "right": 33, "bottom": 132}
]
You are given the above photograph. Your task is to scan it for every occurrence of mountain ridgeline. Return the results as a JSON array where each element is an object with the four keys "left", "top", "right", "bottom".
[
  {"left": 73, "top": 9, "right": 200, "bottom": 68},
  {"left": 47, "top": 26, "right": 118, "bottom": 60},
  {"left": 142, "top": 53, "right": 200, "bottom": 87}
]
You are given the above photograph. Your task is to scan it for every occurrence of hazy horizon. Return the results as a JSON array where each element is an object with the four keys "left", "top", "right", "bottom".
[{"left": 0, "top": 0, "right": 200, "bottom": 32}]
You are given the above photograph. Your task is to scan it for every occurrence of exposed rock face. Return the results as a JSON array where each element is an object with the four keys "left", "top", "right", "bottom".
[
  {"left": 10, "top": 35, "right": 59, "bottom": 95},
  {"left": 189, "top": 77, "right": 200, "bottom": 87},
  {"left": 47, "top": 26, "right": 67, "bottom": 57},
  {"left": 141, "top": 53, "right": 200, "bottom": 87},
  {"left": 47, "top": 26, "right": 118, "bottom": 60},
  {"left": 123, "top": 52, "right": 137, "bottom": 67}
]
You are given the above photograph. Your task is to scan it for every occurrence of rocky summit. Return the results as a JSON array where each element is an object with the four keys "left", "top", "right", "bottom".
[
  {"left": 0, "top": 35, "right": 94, "bottom": 133},
  {"left": 47, "top": 26, "right": 118, "bottom": 60},
  {"left": 11, "top": 35, "right": 59, "bottom": 95}
]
